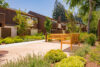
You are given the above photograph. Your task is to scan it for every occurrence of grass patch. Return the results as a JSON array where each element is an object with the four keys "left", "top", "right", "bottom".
[{"left": 74, "top": 44, "right": 91, "bottom": 57}]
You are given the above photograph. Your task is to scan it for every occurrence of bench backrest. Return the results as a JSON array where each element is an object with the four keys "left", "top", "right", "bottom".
[
  {"left": 49, "top": 34, "right": 69, "bottom": 39},
  {"left": 71, "top": 33, "right": 80, "bottom": 43}
]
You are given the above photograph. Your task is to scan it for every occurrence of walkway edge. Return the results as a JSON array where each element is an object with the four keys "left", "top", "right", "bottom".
[{"left": 0, "top": 40, "right": 45, "bottom": 48}]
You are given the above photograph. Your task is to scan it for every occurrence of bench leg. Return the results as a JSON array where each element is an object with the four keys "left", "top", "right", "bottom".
[
  {"left": 61, "top": 40, "right": 63, "bottom": 50},
  {"left": 70, "top": 43, "right": 72, "bottom": 50},
  {"left": 78, "top": 42, "right": 80, "bottom": 46}
]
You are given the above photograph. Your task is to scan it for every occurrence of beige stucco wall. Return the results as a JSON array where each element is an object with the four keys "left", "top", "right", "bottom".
[
  {"left": 4, "top": 26, "right": 17, "bottom": 37},
  {"left": 11, "top": 27, "right": 17, "bottom": 37},
  {"left": 31, "top": 29, "right": 38, "bottom": 35}
]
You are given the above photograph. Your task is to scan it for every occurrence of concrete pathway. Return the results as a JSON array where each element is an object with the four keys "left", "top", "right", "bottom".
[{"left": 0, "top": 40, "right": 70, "bottom": 65}]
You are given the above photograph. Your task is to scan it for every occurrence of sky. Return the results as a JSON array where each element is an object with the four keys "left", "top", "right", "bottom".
[{"left": 6, "top": 0, "right": 76, "bottom": 18}]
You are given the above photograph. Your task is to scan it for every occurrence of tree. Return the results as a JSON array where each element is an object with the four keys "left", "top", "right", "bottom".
[
  {"left": 82, "top": 11, "right": 100, "bottom": 34},
  {"left": 44, "top": 17, "right": 52, "bottom": 42},
  {"left": 65, "top": 10, "right": 81, "bottom": 33},
  {"left": 13, "top": 10, "right": 28, "bottom": 36},
  {"left": 53, "top": 0, "right": 67, "bottom": 22},
  {"left": 0, "top": 0, "right": 9, "bottom": 8},
  {"left": 64, "top": 0, "right": 100, "bottom": 33}
]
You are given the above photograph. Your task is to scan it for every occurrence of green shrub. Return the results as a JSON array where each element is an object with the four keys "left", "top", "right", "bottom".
[
  {"left": 23, "top": 36, "right": 35, "bottom": 41},
  {"left": 2, "top": 37, "right": 15, "bottom": 44},
  {"left": 55, "top": 56, "right": 86, "bottom": 67},
  {"left": 80, "top": 33, "right": 96, "bottom": 46},
  {"left": 2, "top": 55, "right": 51, "bottom": 67},
  {"left": 32, "top": 36, "right": 43, "bottom": 40},
  {"left": 80, "top": 33, "right": 89, "bottom": 42},
  {"left": 44, "top": 49, "right": 67, "bottom": 63},
  {"left": 13, "top": 36, "right": 24, "bottom": 43},
  {"left": 74, "top": 45, "right": 91, "bottom": 57},
  {"left": 23, "top": 35, "right": 44, "bottom": 41},
  {"left": 34, "top": 33, "right": 45, "bottom": 39},
  {"left": 0, "top": 40, "right": 2, "bottom": 44},
  {"left": 14, "top": 38, "right": 23, "bottom": 43},
  {"left": 34, "top": 33, "right": 44, "bottom": 36},
  {"left": 85, "top": 34, "right": 96, "bottom": 46},
  {"left": 14, "top": 36, "right": 22, "bottom": 39}
]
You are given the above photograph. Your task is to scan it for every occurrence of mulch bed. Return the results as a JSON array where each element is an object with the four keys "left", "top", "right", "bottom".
[
  {"left": 85, "top": 45, "right": 100, "bottom": 67},
  {"left": 85, "top": 55, "right": 98, "bottom": 67}
]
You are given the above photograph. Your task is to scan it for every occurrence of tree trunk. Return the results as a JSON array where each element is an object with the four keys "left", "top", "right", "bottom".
[
  {"left": 45, "top": 32, "right": 48, "bottom": 42},
  {"left": 87, "top": 0, "right": 93, "bottom": 33}
]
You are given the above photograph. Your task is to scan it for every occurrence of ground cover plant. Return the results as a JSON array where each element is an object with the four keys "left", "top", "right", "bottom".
[
  {"left": 74, "top": 44, "right": 91, "bottom": 57},
  {"left": 44, "top": 49, "right": 67, "bottom": 63},
  {"left": 89, "top": 45, "right": 100, "bottom": 65},
  {"left": 54, "top": 56, "right": 86, "bottom": 67},
  {"left": 2, "top": 55, "right": 51, "bottom": 67}
]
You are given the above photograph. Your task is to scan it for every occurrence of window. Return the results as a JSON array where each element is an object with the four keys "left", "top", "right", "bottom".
[{"left": 27, "top": 17, "right": 38, "bottom": 27}]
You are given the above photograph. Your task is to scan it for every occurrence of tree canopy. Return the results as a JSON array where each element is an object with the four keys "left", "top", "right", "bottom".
[
  {"left": 64, "top": 0, "right": 100, "bottom": 15},
  {"left": 82, "top": 11, "right": 100, "bottom": 34},
  {"left": 0, "top": 0, "right": 9, "bottom": 8},
  {"left": 13, "top": 10, "right": 28, "bottom": 36},
  {"left": 44, "top": 17, "right": 52, "bottom": 33},
  {"left": 64, "top": 0, "right": 100, "bottom": 33},
  {"left": 53, "top": 0, "right": 67, "bottom": 22},
  {"left": 65, "top": 10, "right": 81, "bottom": 33}
]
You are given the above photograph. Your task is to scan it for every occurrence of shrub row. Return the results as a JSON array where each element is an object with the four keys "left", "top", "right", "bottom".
[
  {"left": 80, "top": 33, "right": 96, "bottom": 46},
  {"left": 0, "top": 34, "right": 44, "bottom": 44}
]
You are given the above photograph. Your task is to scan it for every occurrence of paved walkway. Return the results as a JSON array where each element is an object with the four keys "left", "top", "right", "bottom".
[{"left": 0, "top": 40, "right": 70, "bottom": 65}]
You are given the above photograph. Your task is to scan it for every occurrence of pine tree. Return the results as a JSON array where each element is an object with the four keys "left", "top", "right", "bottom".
[{"left": 53, "top": 0, "right": 67, "bottom": 22}]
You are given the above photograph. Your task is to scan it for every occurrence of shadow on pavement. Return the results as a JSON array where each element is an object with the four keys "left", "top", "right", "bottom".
[
  {"left": 63, "top": 45, "right": 80, "bottom": 53},
  {"left": 0, "top": 50, "right": 8, "bottom": 62}
]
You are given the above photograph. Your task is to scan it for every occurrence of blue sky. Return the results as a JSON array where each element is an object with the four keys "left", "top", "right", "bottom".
[{"left": 6, "top": 0, "right": 75, "bottom": 18}]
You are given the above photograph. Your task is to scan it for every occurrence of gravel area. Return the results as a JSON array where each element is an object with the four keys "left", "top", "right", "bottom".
[{"left": 0, "top": 40, "right": 70, "bottom": 65}]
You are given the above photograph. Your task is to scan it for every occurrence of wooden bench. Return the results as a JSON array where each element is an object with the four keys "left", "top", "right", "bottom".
[
  {"left": 61, "top": 33, "right": 80, "bottom": 50},
  {"left": 47, "top": 34, "right": 69, "bottom": 42}
]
